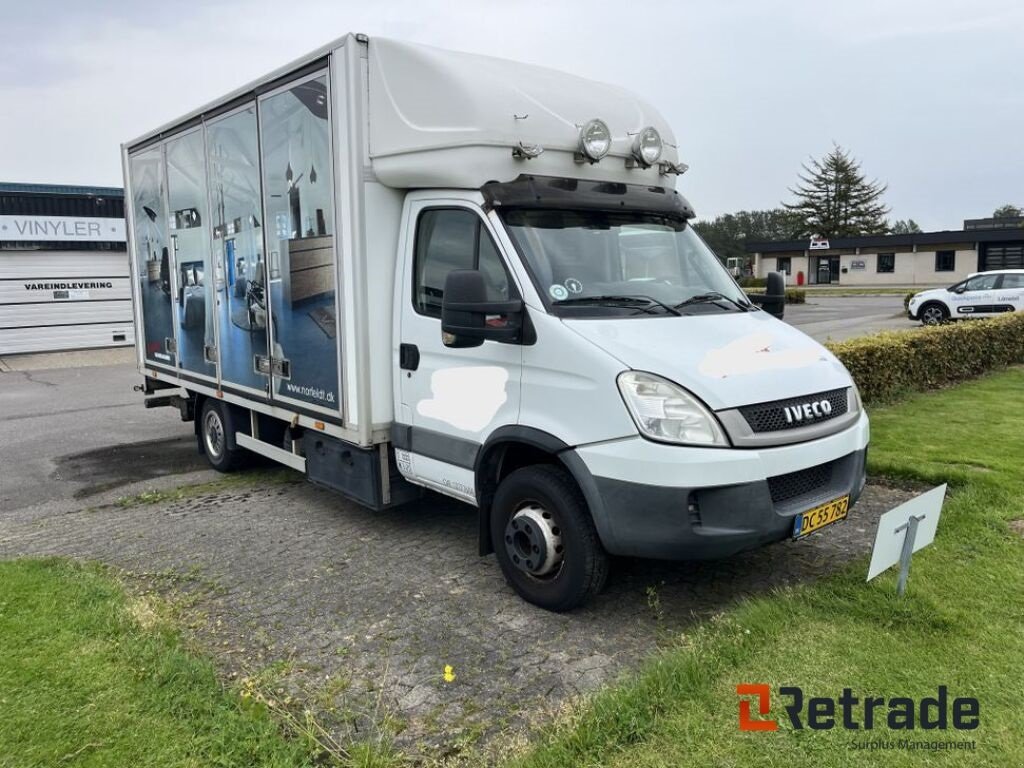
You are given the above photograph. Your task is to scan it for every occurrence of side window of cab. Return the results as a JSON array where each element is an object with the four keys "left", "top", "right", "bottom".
[{"left": 413, "top": 208, "right": 514, "bottom": 318}]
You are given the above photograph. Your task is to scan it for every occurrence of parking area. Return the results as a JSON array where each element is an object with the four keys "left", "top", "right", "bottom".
[
  {"left": 0, "top": 347, "right": 916, "bottom": 758},
  {"left": 784, "top": 295, "right": 911, "bottom": 342}
]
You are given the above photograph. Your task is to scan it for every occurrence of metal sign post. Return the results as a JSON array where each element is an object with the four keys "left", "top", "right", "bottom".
[
  {"left": 894, "top": 514, "right": 925, "bottom": 596},
  {"left": 867, "top": 485, "right": 947, "bottom": 595}
]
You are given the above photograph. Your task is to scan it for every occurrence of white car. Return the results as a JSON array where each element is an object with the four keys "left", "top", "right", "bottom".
[{"left": 908, "top": 269, "right": 1024, "bottom": 325}]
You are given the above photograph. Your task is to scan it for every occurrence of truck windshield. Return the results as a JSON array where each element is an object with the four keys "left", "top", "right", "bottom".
[{"left": 499, "top": 209, "right": 751, "bottom": 317}]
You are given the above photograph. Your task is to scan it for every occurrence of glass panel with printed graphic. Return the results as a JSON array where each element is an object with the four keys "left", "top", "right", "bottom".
[{"left": 258, "top": 73, "right": 339, "bottom": 411}]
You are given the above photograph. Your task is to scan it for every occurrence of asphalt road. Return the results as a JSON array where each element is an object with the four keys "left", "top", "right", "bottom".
[
  {"left": 785, "top": 294, "right": 912, "bottom": 341},
  {"left": 0, "top": 349, "right": 207, "bottom": 511},
  {"left": 784, "top": 294, "right": 912, "bottom": 342}
]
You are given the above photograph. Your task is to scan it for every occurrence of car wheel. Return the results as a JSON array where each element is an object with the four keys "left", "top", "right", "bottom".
[
  {"left": 920, "top": 303, "right": 949, "bottom": 326},
  {"left": 491, "top": 464, "right": 609, "bottom": 611},
  {"left": 199, "top": 399, "right": 249, "bottom": 472}
]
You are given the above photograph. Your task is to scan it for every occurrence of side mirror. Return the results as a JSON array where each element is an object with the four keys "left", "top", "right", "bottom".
[
  {"left": 953, "top": 286, "right": 966, "bottom": 294},
  {"left": 441, "top": 270, "right": 524, "bottom": 348},
  {"left": 749, "top": 271, "right": 786, "bottom": 319}
]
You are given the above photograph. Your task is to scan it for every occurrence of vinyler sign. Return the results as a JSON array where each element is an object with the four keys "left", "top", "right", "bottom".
[{"left": 0, "top": 215, "right": 126, "bottom": 242}]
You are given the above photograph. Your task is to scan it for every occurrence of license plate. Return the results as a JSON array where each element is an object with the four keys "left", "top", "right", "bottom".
[{"left": 793, "top": 495, "right": 849, "bottom": 538}]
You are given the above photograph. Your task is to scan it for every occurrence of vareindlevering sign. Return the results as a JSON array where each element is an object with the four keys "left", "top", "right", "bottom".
[{"left": 0, "top": 215, "right": 126, "bottom": 242}]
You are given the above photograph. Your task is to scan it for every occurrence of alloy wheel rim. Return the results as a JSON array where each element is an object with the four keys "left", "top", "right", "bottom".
[{"left": 203, "top": 410, "right": 225, "bottom": 460}]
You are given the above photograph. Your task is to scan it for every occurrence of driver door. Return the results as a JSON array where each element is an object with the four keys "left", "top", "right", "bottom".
[{"left": 395, "top": 200, "right": 523, "bottom": 503}]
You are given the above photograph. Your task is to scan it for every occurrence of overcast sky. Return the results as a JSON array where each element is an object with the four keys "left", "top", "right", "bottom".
[{"left": 2, "top": 0, "right": 1021, "bottom": 230}]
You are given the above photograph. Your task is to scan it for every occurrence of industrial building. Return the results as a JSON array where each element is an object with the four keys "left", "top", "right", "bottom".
[
  {"left": 0, "top": 182, "right": 130, "bottom": 354},
  {"left": 747, "top": 218, "right": 1024, "bottom": 286}
]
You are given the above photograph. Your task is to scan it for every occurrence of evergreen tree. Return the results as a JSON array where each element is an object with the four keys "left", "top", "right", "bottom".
[
  {"left": 890, "top": 218, "right": 922, "bottom": 234},
  {"left": 783, "top": 145, "right": 890, "bottom": 238},
  {"left": 992, "top": 204, "right": 1022, "bottom": 218}
]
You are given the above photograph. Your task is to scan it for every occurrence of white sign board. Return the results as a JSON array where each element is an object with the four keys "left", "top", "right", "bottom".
[
  {"left": 809, "top": 237, "right": 830, "bottom": 250},
  {"left": 867, "top": 484, "right": 946, "bottom": 581},
  {"left": 0, "top": 215, "right": 125, "bottom": 242}
]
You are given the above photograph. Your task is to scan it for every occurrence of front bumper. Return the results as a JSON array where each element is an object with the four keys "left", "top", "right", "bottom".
[{"left": 563, "top": 413, "right": 870, "bottom": 560}]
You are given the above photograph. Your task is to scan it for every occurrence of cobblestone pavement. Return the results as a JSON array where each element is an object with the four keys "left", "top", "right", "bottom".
[{"left": 0, "top": 468, "right": 916, "bottom": 761}]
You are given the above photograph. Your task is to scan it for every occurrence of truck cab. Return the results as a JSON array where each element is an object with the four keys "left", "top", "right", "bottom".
[{"left": 123, "top": 34, "right": 868, "bottom": 611}]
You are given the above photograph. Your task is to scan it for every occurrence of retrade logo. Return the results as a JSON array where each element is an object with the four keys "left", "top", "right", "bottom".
[
  {"left": 736, "top": 684, "right": 979, "bottom": 732},
  {"left": 737, "top": 684, "right": 778, "bottom": 731}
]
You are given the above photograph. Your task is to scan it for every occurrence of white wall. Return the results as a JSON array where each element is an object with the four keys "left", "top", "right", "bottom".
[
  {"left": 756, "top": 254, "right": 808, "bottom": 283},
  {"left": 756, "top": 249, "right": 977, "bottom": 286},
  {"left": 837, "top": 249, "right": 975, "bottom": 286}
]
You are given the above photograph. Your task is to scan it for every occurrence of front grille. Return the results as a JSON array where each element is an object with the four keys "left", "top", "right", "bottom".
[
  {"left": 739, "top": 388, "right": 848, "bottom": 433},
  {"left": 768, "top": 461, "right": 834, "bottom": 505}
]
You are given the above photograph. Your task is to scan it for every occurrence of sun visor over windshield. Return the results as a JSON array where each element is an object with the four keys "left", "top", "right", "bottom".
[{"left": 482, "top": 175, "right": 695, "bottom": 220}]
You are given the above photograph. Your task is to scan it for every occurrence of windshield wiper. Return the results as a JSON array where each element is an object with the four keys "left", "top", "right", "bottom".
[
  {"left": 675, "top": 292, "right": 751, "bottom": 312},
  {"left": 554, "top": 294, "right": 682, "bottom": 316}
]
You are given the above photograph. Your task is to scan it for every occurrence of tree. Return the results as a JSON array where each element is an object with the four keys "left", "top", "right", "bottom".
[
  {"left": 692, "top": 208, "right": 800, "bottom": 264},
  {"left": 890, "top": 219, "right": 922, "bottom": 234},
  {"left": 992, "top": 204, "right": 1022, "bottom": 218},
  {"left": 783, "top": 145, "right": 890, "bottom": 238}
]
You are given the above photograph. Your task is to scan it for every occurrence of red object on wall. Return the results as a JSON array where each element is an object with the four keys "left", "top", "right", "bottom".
[{"left": 796, "top": 271, "right": 805, "bottom": 286}]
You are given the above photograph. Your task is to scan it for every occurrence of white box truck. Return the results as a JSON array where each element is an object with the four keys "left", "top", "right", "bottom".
[{"left": 123, "top": 34, "right": 869, "bottom": 611}]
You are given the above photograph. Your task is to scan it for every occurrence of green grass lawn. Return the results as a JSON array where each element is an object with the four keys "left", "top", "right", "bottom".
[
  {"left": 510, "top": 368, "right": 1024, "bottom": 767},
  {"left": 0, "top": 559, "right": 318, "bottom": 768}
]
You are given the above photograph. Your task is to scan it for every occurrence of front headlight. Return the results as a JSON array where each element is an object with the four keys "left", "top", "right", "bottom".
[{"left": 617, "top": 371, "right": 729, "bottom": 447}]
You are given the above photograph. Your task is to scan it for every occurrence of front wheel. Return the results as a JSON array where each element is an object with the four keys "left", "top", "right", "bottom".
[
  {"left": 491, "top": 465, "right": 608, "bottom": 612},
  {"left": 919, "top": 303, "right": 949, "bottom": 326}
]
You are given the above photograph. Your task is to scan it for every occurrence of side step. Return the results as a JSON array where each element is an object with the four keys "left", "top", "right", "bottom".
[{"left": 236, "top": 432, "right": 307, "bottom": 472}]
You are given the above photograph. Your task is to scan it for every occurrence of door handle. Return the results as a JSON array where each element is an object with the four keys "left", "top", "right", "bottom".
[{"left": 399, "top": 343, "right": 420, "bottom": 371}]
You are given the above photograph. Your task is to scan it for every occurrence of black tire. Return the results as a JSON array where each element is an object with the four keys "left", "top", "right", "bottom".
[
  {"left": 919, "top": 302, "right": 949, "bottom": 326},
  {"left": 199, "top": 399, "right": 249, "bottom": 472},
  {"left": 491, "top": 465, "right": 609, "bottom": 612}
]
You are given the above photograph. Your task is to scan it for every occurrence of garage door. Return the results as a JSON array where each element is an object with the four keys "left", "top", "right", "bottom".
[
  {"left": 0, "top": 250, "right": 133, "bottom": 355},
  {"left": 981, "top": 244, "right": 1024, "bottom": 271}
]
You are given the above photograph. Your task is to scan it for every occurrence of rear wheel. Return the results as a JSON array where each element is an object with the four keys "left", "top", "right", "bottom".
[
  {"left": 200, "top": 399, "right": 249, "bottom": 472},
  {"left": 920, "top": 303, "right": 949, "bottom": 326},
  {"left": 491, "top": 465, "right": 608, "bottom": 611}
]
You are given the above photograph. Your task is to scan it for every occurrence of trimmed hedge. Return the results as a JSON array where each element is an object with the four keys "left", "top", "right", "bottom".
[
  {"left": 826, "top": 314, "right": 1024, "bottom": 404},
  {"left": 738, "top": 277, "right": 767, "bottom": 288}
]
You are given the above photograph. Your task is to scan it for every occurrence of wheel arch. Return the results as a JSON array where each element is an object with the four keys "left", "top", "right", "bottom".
[{"left": 474, "top": 426, "right": 610, "bottom": 556}]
